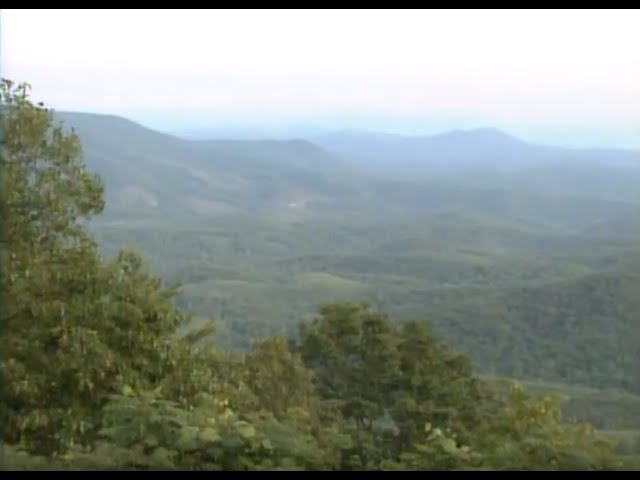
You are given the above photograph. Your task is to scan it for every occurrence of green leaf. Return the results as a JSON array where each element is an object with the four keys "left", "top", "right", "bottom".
[
  {"left": 198, "top": 427, "right": 221, "bottom": 444},
  {"left": 439, "top": 437, "right": 458, "bottom": 454},
  {"left": 176, "top": 426, "right": 200, "bottom": 452},
  {"left": 235, "top": 421, "right": 256, "bottom": 440},
  {"left": 149, "top": 447, "right": 175, "bottom": 469}
]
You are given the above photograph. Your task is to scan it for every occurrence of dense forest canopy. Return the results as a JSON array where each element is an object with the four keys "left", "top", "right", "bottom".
[{"left": 1, "top": 78, "right": 639, "bottom": 470}]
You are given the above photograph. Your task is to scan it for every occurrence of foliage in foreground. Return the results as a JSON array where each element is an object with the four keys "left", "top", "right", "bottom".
[{"left": 1, "top": 78, "right": 638, "bottom": 470}]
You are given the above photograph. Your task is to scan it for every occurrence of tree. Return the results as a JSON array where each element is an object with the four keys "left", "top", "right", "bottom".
[
  {"left": 0, "top": 79, "right": 189, "bottom": 455},
  {"left": 298, "top": 303, "right": 400, "bottom": 432},
  {"left": 243, "top": 336, "right": 317, "bottom": 419},
  {"left": 391, "top": 321, "right": 483, "bottom": 453},
  {"left": 296, "top": 303, "right": 485, "bottom": 469},
  {"left": 473, "top": 382, "right": 628, "bottom": 470}
]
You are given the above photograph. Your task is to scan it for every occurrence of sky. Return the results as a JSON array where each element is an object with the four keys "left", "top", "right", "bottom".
[{"left": 1, "top": 9, "right": 639, "bottom": 148}]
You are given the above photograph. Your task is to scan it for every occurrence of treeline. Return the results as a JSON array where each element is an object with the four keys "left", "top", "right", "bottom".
[{"left": 1, "top": 79, "right": 637, "bottom": 470}]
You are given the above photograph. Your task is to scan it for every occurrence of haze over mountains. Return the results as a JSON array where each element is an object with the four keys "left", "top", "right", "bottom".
[{"left": 55, "top": 111, "right": 640, "bottom": 226}]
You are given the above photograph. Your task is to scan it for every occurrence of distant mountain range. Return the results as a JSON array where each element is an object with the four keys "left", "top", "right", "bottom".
[
  {"left": 54, "top": 110, "right": 640, "bottom": 233},
  {"left": 312, "top": 128, "right": 640, "bottom": 175}
]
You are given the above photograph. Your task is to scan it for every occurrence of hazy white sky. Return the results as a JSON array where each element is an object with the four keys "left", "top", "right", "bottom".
[{"left": 2, "top": 9, "right": 639, "bottom": 147}]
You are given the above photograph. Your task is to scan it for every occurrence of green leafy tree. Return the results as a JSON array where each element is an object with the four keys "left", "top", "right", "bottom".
[
  {"left": 391, "top": 321, "right": 483, "bottom": 454},
  {"left": 474, "top": 383, "right": 628, "bottom": 470},
  {"left": 0, "top": 79, "right": 189, "bottom": 455},
  {"left": 297, "top": 303, "right": 401, "bottom": 469},
  {"left": 298, "top": 303, "right": 400, "bottom": 430},
  {"left": 243, "top": 336, "right": 318, "bottom": 419},
  {"left": 297, "top": 303, "right": 484, "bottom": 469}
]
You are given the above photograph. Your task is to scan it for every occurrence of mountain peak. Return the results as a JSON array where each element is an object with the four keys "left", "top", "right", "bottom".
[{"left": 427, "top": 127, "right": 527, "bottom": 145}]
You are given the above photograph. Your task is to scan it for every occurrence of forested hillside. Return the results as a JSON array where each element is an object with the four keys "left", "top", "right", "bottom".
[
  {"left": 53, "top": 87, "right": 640, "bottom": 396},
  {"left": 2, "top": 79, "right": 639, "bottom": 470},
  {"left": 44, "top": 109, "right": 640, "bottom": 395}
]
